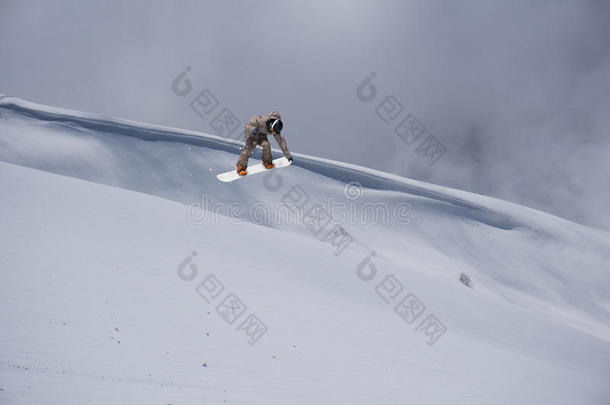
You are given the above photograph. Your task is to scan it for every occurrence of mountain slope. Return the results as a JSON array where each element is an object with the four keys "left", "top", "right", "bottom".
[{"left": 0, "top": 97, "right": 609, "bottom": 404}]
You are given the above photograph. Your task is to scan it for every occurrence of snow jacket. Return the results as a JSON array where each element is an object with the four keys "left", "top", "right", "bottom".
[{"left": 244, "top": 111, "right": 291, "bottom": 159}]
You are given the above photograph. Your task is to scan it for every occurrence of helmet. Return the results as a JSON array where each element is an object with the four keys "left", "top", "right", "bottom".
[{"left": 266, "top": 118, "right": 283, "bottom": 134}]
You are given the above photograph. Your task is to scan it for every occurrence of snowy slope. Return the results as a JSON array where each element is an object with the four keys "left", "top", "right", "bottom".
[{"left": 1, "top": 96, "right": 609, "bottom": 404}]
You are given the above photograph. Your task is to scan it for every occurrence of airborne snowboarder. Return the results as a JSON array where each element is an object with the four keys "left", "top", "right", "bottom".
[{"left": 236, "top": 111, "right": 292, "bottom": 176}]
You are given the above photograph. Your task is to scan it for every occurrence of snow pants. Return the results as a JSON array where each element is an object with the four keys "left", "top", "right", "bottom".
[{"left": 236, "top": 132, "right": 272, "bottom": 169}]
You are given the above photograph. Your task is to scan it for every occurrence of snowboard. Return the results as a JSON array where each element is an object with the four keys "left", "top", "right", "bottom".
[{"left": 216, "top": 156, "right": 292, "bottom": 182}]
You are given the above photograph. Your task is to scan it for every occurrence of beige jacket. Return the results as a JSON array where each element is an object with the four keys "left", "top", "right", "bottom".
[{"left": 244, "top": 111, "right": 292, "bottom": 159}]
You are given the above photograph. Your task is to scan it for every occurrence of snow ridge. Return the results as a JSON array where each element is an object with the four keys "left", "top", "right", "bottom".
[{"left": 0, "top": 95, "right": 521, "bottom": 230}]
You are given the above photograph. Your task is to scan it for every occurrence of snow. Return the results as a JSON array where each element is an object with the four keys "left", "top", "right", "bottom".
[{"left": 1, "top": 96, "right": 609, "bottom": 404}]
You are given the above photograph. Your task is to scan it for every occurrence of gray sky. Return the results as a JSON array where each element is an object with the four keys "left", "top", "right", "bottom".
[{"left": 1, "top": 0, "right": 609, "bottom": 231}]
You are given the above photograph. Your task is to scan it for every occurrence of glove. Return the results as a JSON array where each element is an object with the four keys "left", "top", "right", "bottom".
[
  {"left": 251, "top": 128, "right": 258, "bottom": 135},
  {"left": 288, "top": 157, "right": 293, "bottom": 163}
]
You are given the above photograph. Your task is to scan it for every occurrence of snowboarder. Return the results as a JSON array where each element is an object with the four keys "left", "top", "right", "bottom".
[{"left": 236, "top": 111, "right": 293, "bottom": 176}]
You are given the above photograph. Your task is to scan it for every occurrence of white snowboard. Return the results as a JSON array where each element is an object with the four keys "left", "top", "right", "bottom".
[{"left": 216, "top": 156, "right": 292, "bottom": 182}]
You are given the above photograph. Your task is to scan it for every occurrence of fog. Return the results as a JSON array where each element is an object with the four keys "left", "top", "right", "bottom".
[{"left": 1, "top": 0, "right": 608, "bottom": 230}]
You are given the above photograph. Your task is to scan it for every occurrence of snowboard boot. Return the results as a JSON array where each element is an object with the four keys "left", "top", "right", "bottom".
[
  {"left": 236, "top": 166, "right": 247, "bottom": 176},
  {"left": 264, "top": 162, "right": 275, "bottom": 169}
]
